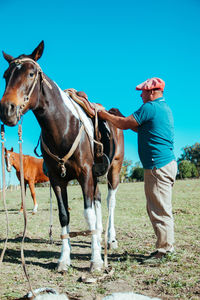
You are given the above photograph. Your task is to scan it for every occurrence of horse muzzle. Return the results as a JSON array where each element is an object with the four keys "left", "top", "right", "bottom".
[{"left": 0, "top": 101, "right": 20, "bottom": 126}]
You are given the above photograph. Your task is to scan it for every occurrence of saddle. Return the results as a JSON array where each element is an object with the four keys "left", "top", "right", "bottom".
[
  {"left": 64, "top": 88, "right": 109, "bottom": 177},
  {"left": 64, "top": 88, "right": 104, "bottom": 118}
]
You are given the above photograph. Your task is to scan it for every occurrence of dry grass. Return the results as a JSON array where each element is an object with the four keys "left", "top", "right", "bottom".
[{"left": 0, "top": 179, "right": 200, "bottom": 299}]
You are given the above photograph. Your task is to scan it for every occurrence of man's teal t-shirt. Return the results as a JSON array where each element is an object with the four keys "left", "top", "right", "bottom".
[{"left": 133, "top": 97, "right": 175, "bottom": 169}]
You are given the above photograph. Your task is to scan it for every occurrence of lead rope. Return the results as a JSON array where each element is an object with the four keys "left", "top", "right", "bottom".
[
  {"left": 104, "top": 128, "right": 115, "bottom": 267},
  {"left": 0, "top": 124, "right": 9, "bottom": 267},
  {"left": 104, "top": 179, "right": 114, "bottom": 268},
  {"left": 49, "top": 183, "right": 53, "bottom": 244},
  {"left": 18, "top": 123, "right": 36, "bottom": 298}
]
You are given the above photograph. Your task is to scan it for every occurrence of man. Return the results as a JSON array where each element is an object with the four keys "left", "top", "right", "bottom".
[{"left": 98, "top": 77, "right": 177, "bottom": 260}]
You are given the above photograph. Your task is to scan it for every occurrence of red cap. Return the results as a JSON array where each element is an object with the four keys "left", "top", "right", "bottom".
[{"left": 136, "top": 77, "right": 165, "bottom": 91}]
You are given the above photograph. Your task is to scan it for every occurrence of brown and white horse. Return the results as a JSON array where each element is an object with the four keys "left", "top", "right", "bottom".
[
  {"left": 0, "top": 41, "right": 124, "bottom": 272},
  {"left": 5, "top": 147, "right": 49, "bottom": 213}
]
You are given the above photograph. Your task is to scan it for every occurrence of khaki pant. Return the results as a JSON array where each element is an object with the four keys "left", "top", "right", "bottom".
[{"left": 144, "top": 160, "right": 177, "bottom": 254}]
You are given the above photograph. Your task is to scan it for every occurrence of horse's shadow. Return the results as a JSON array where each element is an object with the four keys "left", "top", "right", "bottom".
[
  {"left": 0, "top": 238, "right": 147, "bottom": 271},
  {"left": 107, "top": 251, "right": 146, "bottom": 263},
  {"left": 1, "top": 247, "right": 92, "bottom": 270},
  {"left": 0, "top": 237, "right": 52, "bottom": 244},
  {"left": 0, "top": 237, "right": 92, "bottom": 248},
  {"left": 0, "top": 208, "right": 23, "bottom": 214}
]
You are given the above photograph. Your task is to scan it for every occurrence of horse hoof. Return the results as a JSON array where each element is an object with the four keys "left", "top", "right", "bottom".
[
  {"left": 32, "top": 204, "right": 38, "bottom": 214},
  {"left": 90, "top": 261, "right": 103, "bottom": 272},
  {"left": 108, "top": 240, "right": 118, "bottom": 249},
  {"left": 57, "top": 261, "right": 69, "bottom": 273}
]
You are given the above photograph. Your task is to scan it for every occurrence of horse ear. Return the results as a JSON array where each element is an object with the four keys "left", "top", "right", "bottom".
[
  {"left": 11, "top": 147, "right": 14, "bottom": 152},
  {"left": 2, "top": 51, "right": 14, "bottom": 63},
  {"left": 30, "top": 40, "right": 44, "bottom": 61}
]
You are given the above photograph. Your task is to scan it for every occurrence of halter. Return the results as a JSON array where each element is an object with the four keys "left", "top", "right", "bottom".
[{"left": 8, "top": 57, "right": 52, "bottom": 119}]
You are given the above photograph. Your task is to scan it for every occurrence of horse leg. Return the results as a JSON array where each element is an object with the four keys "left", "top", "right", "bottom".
[
  {"left": 51, "top": 181, "right": 70, "bottom": 272},
  {"left": 19, "top": 180, "right": 27, "bottom": 213},
  {"left": 94, "top": 181, "right": 103, "bottom": 243},
  {"left": 28, "top": 180, "right": 38, "bottom": 214},
  {"left": 81, "top": 172, "right": 103, "bottom": 272},
  {"left": 106, "top": 160, "right": 121, "bottom": 249}
]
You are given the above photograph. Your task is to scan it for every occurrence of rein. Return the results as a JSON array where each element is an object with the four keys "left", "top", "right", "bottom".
[
  {"left": 0, "top": 123, "right": 35, "bottom": 297},
  {"left": 18, "top": 123, "right": 36, "bottom": 297},
  {"left": 0, "top": 124, "right": 9, "bottom": 267}
]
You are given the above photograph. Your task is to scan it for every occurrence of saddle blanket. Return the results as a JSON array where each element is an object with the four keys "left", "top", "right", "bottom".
[{"left": 56, "top": 83, "right": 94, "bottom": 145}]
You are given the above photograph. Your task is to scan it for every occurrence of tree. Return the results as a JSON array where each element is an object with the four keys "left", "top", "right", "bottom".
[
  {"left": 178, "top": 160, "right": 198, "bottom": 179},
  {"left": 131, "top": 167, "right": 144, "bottom": 181},
  {"left": 119, "top": 158, "right": 133, "bottom": 183},
  {"left": 178, "top": 143, "right": 200, "bottom": 176}
]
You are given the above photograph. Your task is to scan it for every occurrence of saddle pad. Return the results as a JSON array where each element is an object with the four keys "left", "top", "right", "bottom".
[{"left": 56, "top": 84, "right": 94, "bottom": 143}]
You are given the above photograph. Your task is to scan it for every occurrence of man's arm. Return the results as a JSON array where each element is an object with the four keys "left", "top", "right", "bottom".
[{"left": 98, "top": 109, "right": 139, "bottom": 132}]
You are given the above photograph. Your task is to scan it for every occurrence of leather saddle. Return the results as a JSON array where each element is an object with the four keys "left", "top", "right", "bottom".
[
  {"left": 64, "top": 88, "right": 103, "bottom": 118},
  {"left": 64, "top": 88, "right": 110, "bottom": 177}
]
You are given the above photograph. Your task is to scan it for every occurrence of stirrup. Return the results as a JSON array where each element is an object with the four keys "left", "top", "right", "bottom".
[{"left": 93, "top": 153, "right": 110, "bottom": 177}]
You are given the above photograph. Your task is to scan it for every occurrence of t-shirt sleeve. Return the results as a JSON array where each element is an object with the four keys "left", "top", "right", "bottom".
[{"left": 133, "top": 102, "right": 154, "bottom": 125}]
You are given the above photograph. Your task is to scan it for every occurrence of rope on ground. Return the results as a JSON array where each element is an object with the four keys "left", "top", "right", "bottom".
[{"left": 18, "top": 123, "right": 36, "bottom": 298}]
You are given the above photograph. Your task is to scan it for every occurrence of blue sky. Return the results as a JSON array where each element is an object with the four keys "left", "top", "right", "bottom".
[{"left": 0, "top": 0, "right": 200, "bottom": 185}]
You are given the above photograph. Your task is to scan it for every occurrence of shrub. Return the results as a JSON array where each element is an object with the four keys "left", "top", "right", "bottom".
[
  {"left": 131, "top": 167, "right": 144, "bottom": 181},
  {"left": 178, "top": 160, "right": 198, "bottom": 179}
]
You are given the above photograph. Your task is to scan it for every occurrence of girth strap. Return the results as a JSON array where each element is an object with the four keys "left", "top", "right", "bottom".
[{"left": 41, "top": 123, "right": 84, "bottom": 177}]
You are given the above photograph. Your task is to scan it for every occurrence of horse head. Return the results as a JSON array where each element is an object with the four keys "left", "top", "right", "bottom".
[
  {"left": 4, "top": 147, "right": 14, "bottom": 172},
  {"left": 0, "top": 41, "right": 44, "bottom": 126}
]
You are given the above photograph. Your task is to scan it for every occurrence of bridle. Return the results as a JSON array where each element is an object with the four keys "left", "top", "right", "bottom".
[{"left": 6, "top": 57, "right": 52, "bottom": 120}]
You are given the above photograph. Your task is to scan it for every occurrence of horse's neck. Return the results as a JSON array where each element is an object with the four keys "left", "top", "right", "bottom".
[{"left": 34, "top": 81, "right": 79, "bottom": 146}]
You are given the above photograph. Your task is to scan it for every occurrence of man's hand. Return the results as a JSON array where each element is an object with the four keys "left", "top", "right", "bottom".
[
  {"left": 98, "top": 109, "right": 108, "bottom": 120},
  {"left": 97, "top": 108, "right": 139, "bottom": 132},
  {"left": 108, "top": 108, "right": 124, "bottom": 117}
]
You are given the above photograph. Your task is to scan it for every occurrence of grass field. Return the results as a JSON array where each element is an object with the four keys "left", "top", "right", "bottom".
[{"left": 0, "top": 179, "right": 200, "bottom": 299}]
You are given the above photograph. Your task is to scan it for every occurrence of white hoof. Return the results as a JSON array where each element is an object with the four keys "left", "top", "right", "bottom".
[
  {"left": 32, "top": 204, "right": 38, "bottom": 214},
  {"left": 57, "top": 261, "right": 69, "bottom": 273},
  {"left": 108, "top": 240, "right": 118, "bottom": 249},
  {"left": 90, "top": 261, "right": 103, "bottom": 272}
]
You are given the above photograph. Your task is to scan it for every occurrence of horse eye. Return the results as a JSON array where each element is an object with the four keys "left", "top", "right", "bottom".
[{"left": 29, "top": 72, "right": 34, "bottom": 78}]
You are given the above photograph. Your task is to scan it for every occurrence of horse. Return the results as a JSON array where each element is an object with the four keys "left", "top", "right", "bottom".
[
  {"left": 4, "top": 147, "right": 49, "bottom": 213},
  {"left": 0, "top": 41, "right": 124, "bottom": 272}
]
